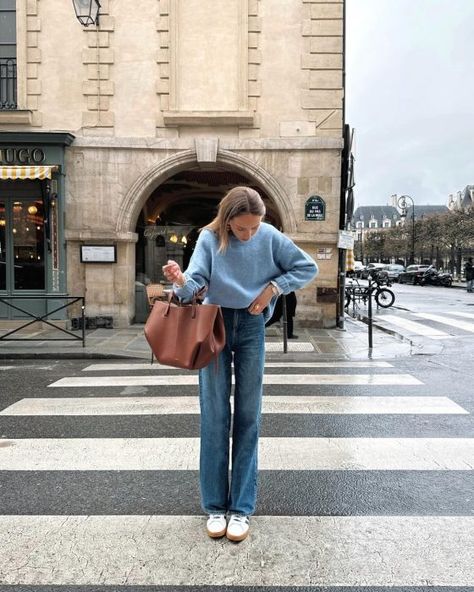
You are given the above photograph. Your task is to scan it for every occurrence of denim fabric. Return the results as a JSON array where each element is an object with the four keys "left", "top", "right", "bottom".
[{"left": 198, "top": 307, "right": 265, "bottom": 516}]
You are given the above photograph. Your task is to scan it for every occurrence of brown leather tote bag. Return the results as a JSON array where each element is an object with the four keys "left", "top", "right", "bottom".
[{"left": 144, "top": 292, "right": 226, "bottom": 370}]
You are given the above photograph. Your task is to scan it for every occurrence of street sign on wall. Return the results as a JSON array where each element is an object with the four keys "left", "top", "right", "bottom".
[{"left": 305, "top": 195, "right": 326, "bottom": 221}]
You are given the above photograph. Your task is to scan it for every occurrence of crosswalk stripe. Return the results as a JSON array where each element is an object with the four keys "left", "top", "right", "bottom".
[
  {"left": 444, "top": 311, "right": 474, "bottom": 320},
  {"left": 1, "top": 438, "right": 472, "bottom": 470},
  {"left": 83, "top": 361, "right": 394, "bottom": 371},
  {"left": 381, "top": 314, "right": 452, "bottom": 338},
  {"left": 414, "top": 312, "right": 474, "bottom": 333},
  {"left": 48, "top": 373, "right": 423, "bottom": 388},
  {"left": 2, "top": 396, "right": 467, "bottom": 416},
  {"left": 0, "top": 515, "right": 472, "bottom": 586},
  {"left": 265, "top": 341, "right": 314, "bottom": 351}
]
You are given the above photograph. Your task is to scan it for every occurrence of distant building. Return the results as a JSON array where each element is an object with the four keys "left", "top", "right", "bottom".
[
  {"left": 448, "top": 185, "right": 474, "bottom": 212},
  {"left": 351, "top": 205, "right": 401, "bottom": 233},
  {"left": 351, "top": 197, "right": 449, "bottom": 235}
]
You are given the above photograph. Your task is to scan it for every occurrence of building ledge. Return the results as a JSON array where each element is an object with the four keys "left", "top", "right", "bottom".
[
  {"left": 163, "top": 111, "right": 254, "bottom": 126},
  {"left": 0, "top": 110, "right": 32, "bottom": 125}
]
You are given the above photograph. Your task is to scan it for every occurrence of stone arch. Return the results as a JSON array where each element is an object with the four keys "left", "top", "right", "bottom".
[{"left": 116, "top": 149, "right": 296, "bottom": 235}]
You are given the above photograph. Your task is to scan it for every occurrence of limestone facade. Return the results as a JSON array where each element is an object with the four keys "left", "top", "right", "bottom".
[{"left": 1, "top": 0, "right": 345, "bottom": 327}]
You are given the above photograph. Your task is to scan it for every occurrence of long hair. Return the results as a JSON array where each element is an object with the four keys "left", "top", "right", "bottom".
[{"left": 204, "top": 186, "right": 266, "bottom": 252}]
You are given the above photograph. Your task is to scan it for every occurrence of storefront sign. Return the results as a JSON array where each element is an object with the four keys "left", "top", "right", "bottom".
[
  {"left": 305, "top": 195, "right": 326, "bottom": 221},
  {"left": 80, "top": 245, "right": 117, "bottom": 263},
  {"left": 0, "top": 147, "right": 46, "bottom": 165}
]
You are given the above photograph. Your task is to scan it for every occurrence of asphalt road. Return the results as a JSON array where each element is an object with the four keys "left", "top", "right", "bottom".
[
  {"left": 346, "top": 279, "right": 474, "bottom": 348},
  {"left": 0, "top": 340, "right": 473, "bottom": 590}
]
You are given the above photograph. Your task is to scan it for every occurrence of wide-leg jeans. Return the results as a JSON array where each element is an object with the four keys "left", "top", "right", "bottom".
[{"left": 198, "top": 307, "right": 265, "bottom": 516}]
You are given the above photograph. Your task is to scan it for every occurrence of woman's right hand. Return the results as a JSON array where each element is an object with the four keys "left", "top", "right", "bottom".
[{"left": 162, "top": 259, "right": 186, "bottom": 287}]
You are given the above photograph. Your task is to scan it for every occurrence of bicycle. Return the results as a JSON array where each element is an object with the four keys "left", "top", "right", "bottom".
[{"left": 344, "top": 277, "right": 395, "bottom": 309}]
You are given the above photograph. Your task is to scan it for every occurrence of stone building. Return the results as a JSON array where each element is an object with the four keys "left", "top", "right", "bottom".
[{"left": 0, "top": 0, "right": 345, "bottom": 327}]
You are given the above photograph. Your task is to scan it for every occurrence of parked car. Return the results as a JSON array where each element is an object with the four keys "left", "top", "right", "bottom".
[
  {"left": 382, "top": 264, "right": 405, "bottom": 282},
  {"left": 398, "top": 264, "right": 431, "bottom": 284},
  {"left": 360, "top": 263, "right": 387, "bottom": 280}
]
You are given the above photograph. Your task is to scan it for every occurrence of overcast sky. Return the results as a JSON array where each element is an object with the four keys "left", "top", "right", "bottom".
[{"left": 346, "top": 0, "right": 474, "bottom": 207}]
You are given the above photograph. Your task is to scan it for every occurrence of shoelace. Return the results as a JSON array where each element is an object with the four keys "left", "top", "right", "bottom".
[
  {"left": 209, "top": 514, "right": 225, "bottom": 522},
  {"left": 230, "top": 515, "right": 249, "bottom": 525}
]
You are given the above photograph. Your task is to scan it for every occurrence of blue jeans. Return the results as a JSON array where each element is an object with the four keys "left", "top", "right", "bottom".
[{"left": 198, "top": 307, "right": 265, "bottom": 516}]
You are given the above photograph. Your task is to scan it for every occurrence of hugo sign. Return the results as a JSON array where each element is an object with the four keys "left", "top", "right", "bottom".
[{"left": 0, "top": 147, "right": 46, "bottom": 165}]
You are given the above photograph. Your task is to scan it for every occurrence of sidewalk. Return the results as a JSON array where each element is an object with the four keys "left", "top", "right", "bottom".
[{"left": 0, "top": 317, "right": 413, "bottom": 361}]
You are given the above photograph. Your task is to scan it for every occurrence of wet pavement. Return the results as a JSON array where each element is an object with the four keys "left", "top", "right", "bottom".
[{"left": 0, "top": 316, "right": 412, "bottom": 360}]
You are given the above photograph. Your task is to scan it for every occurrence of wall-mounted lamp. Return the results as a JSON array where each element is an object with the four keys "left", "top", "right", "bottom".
[{"left": 72, "top": 0, "right": 101, "bottom": 27}]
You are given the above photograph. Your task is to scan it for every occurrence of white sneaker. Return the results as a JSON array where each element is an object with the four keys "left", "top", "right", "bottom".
[
  {"left": 226, "top": 514, "right": 250, "bottom": 542},
  {"left": 206, "top": 514, "right": 227, "bottom": 538}
]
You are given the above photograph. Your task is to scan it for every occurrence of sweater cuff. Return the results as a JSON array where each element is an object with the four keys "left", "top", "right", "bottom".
[
  {"left": 270, "top": 280, "right": 283, "bottom": 296},
  {"left": 274, "top": 277, "right": 290, "bottom": 295}
]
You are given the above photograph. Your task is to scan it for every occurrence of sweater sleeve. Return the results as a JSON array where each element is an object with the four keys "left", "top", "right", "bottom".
[
  {"left": 272, "top": 233, "right": 318, "bottom": 294},
  {"left": 173, "top": 230, "right": 213, "bottom": 300}
]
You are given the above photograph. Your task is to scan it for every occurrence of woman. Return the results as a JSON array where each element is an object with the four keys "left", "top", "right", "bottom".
[{"left": 162, "top": 186, "right": 317, "bottom": 542}]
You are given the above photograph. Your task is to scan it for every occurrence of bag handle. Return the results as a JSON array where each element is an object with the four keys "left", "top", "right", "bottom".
[{"left": 165, "top": 288, "right": 206, "bottom": 319}]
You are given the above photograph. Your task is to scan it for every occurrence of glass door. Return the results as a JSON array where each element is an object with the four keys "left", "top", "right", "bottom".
[
  {"left": 11, "top": 198, "right": 45, "bottom": 290},
  {"left": 0, "top": 192, "right": 46, "bottom": 319}
]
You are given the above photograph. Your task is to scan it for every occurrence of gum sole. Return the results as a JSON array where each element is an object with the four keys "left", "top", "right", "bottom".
[
  {"left": 207, "top": 528, "right": 227, "bottom": 538},
  {"left": 226, "top": 530, "right": 249, "bottom": 542}
]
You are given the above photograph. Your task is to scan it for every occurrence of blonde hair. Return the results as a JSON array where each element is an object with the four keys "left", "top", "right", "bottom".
[{"left": 204, "top": 186, "right": 266, "bottom": 252}]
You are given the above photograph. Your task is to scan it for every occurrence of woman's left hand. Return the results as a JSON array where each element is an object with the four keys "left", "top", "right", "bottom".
[{"left": 248, "top": 285, "right": 275, "bottom": 315}]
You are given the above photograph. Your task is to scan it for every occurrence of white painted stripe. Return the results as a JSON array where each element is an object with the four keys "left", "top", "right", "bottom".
[
  {"left": 0, "top": 366, "right": 14, "bottom": 370},
  {"left": 2, "top": 396, "right": 467, "bottom": 416},
  {"left": 0, "top": 515, "right": 472, "bottom": 586},
  {"left": 48, "top": 374, "right": 423, "bottom": 388},
  {"left": 265, "top": 341, "right": 314, "bottom": 351},
  {"left": 414, "top": 313, "right": 474, "bottom": 333},
  {"left": 83, "top": 361, "right": 394, "bottom": 372},
  {"left": 1, "top": 438, "right": 472, "bottom": 470},
  {"left": 444, "top": 311, "right": 474, "bottom": 320},
  {"left": 381, "top": 314, "right": 451, "bottom": 338}
]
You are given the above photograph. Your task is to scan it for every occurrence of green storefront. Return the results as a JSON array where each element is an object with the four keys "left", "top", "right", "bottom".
[{"left": 0, "top": 132, "right": 74, "bottom": 320}]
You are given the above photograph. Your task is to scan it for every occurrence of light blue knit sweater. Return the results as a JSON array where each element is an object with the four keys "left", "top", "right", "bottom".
[{"left": 174, "top": 223, "right": 318, "bottom": 320}]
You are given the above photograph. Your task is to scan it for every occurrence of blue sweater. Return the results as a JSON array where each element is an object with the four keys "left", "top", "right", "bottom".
[{"left": 174, "top": 223, "right": 318, "bottom": 320}]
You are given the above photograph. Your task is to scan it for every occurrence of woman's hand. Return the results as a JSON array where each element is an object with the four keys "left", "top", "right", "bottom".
[
  {"left": 248, "top": 284, "right": 275, "bottom": 315},
  {"left": 162, "top": 260, "right": 186, "bottom": 287}
]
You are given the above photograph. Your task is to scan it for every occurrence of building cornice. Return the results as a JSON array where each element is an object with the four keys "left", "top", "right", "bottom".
[{"left": 0, "top": 131, "right": 75, "bottom": 146}]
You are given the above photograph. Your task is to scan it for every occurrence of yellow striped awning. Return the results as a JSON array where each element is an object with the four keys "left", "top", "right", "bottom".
[
  {"left": 0, "top": 165, "right": 58, "bottom": 181},
  {"left": 346, "top": 248, "right": 355, "bottom": 272}
]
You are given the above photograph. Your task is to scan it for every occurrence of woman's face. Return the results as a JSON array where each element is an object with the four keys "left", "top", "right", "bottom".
[{"left": 228, "top": 213, "right": 262, "bottom": 242}]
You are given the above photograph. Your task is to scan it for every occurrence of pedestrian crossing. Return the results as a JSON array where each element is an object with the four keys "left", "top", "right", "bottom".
[
  {"left": 0, "top": 359, "right": 472, "bottom": 588},
  {"left": 379, "top": 310, "right": 474, "bottom": 340}
]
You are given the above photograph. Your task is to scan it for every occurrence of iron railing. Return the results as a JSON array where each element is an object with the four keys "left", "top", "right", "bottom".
[
  {"left": 0, "top": 57, "right": 17, "bottom": 110},
  {"left": 0, "top": 295, "right": 86, "bottom": 346}
]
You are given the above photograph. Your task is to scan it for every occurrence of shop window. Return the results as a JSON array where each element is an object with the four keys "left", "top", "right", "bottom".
[{"left": 0, "top": 0, "right": 17, "bottom": 110}]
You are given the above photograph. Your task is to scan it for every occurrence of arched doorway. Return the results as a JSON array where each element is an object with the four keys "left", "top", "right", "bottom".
[
  {"left": 115, "top": 149, "right": 293, "bottom": 324},
  {"left": 134, "top": 168, "right": 283, "bottom": 286}
]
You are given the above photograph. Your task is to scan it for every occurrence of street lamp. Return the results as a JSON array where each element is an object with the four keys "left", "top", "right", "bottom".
[
  {"left": 72, "top": 0, "right": 101, "bottom": 27},
  {"left": 398, "top": 194, "right": 415, "bottom": 265}
]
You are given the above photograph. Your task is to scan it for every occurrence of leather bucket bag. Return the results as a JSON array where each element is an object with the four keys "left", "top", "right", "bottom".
[{"left": 144, "top": 292, "right": 226, "bottom": 370}]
